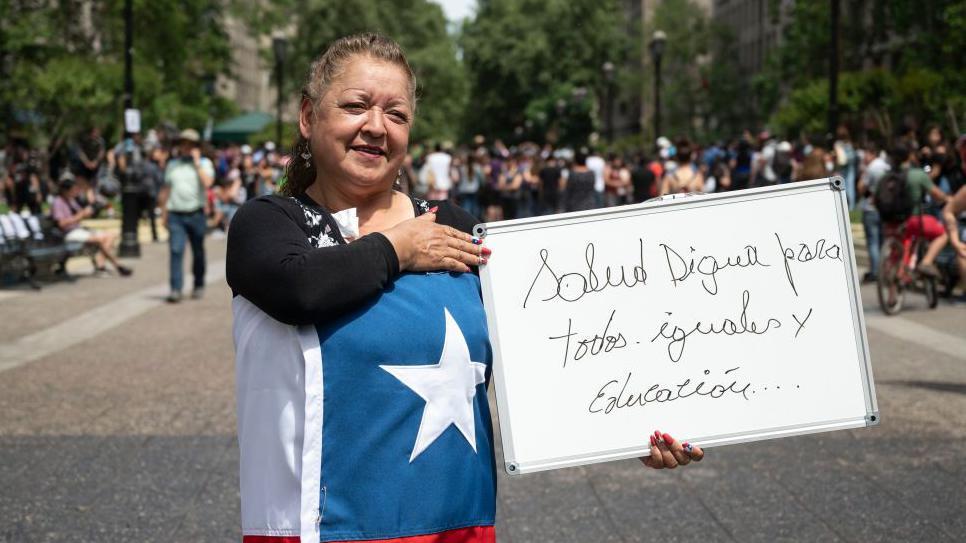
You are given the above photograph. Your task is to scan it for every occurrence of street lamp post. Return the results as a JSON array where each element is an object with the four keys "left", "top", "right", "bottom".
[
  {"left": 602, "top": 61, "right": 615, "bottom": 142},
  {"left": 828, "top": 0, "right": 840, "bottom": 142},
  {"left": 272, "top": 36, "right": 288, "bottom": 148},
  {"left": 118, "top": 0, "right": 140, "bottom": 257},
  {"left": 649, "top": 30, "right": 667, "bottom": 144}
]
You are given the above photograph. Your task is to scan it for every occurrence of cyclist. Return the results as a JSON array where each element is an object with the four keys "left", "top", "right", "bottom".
[{"left": 877, "top": 144, "right": 949, "bottom": 277}]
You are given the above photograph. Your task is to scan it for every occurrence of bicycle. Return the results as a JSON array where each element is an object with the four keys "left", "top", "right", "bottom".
[{"left": 877, "top": 213, "right": 939, "bottom": 315}]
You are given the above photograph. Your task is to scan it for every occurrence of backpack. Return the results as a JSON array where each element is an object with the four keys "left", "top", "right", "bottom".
[{"left": 874, "top": 170, "right": 912, "bottom": 222}]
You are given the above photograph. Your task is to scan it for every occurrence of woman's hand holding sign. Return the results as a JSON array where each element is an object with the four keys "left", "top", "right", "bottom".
[{"left": 640, "top": 430, "right": 704, "bottom": 469}]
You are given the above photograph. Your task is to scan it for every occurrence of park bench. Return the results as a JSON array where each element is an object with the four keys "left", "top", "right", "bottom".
[{"left": 0, "top": 212, "right": 96, "bottom": 289}]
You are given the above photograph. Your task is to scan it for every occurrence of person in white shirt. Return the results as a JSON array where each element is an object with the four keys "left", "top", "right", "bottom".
[
  {"left": 424, "top": 144, "right": 453, "bottom": 200},
  {"left": 585, "top": 149, "right": 606, "bottom": 208},
  {"left": 857, "top": 141, "right": 891, "bottom": 282}
]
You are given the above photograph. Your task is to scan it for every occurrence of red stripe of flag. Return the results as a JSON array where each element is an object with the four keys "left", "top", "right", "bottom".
[
  {"left": 333, "top": 526, "right": 496, "bottom": 543},
  {"left": 242, "top": 526, "right": 495, "bottom": 543}
]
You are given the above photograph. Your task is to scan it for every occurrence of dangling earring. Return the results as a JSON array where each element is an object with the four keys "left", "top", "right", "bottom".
[
  {"left": 301, "top": 147, "right": 312, "bottom": 169},
  {"left": 394, "top": 169, "right": 402, "bottom": 187}
]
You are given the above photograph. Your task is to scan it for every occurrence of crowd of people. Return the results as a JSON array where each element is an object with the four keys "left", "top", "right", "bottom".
[
  {"left": 399, "top": 127, "right": 966, "bottom": 288},
  {"left": 3, "top": 121, "right": 965, "bottom": 292},
  {"left": 1, "top": 127, "right": 288, "bottom": 297}
]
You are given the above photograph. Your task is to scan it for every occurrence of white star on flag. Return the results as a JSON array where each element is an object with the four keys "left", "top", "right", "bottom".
[{"left": 381, "top": 308, "right": 488, "bottom": 462}]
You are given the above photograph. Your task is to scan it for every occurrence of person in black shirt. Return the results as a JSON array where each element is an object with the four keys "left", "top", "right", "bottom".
[
  {"left": 563, "top": 151, "right": 598, "bottom": 212},
  {"left": 630, "top": 153, "right": 656, "bottom": 203},
  {"left": 537, "top": 155, "right": 563, "bottom": 215}
]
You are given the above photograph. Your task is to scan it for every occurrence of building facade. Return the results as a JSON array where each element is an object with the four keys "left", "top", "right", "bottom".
[{"left": 712, "top": 0, "right": 791, "bottom": 76}]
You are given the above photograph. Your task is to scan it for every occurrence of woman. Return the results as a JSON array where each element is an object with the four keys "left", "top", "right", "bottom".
[
  {"left": 227, "top": 33, "right": 702, "bottom": 543},
  {"left": 50, "top": 174, "right": 132, "bottom": 276},
  {"left": 498, "top": 153, "right": 527, "bottom": 220},
  {"left": 604, "top": 155, "right": 631, "bottom": 207},
  {"left": 563, "top": 150, "right": 598, "bottom": 212},
  {"left": 660, "top": 139, "right": 704, "bottom": 195}
]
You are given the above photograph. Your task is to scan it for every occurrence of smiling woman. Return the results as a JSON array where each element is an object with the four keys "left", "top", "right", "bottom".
[
  {"left": 226, "top": 33, "right": 703, "bottom": 543},
  {"left": 225, "top": 33, "right": 499, "bottom": 543}
]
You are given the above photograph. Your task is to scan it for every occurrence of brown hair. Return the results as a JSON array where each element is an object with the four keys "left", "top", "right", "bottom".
[{"left": 281, "top": 33, "right": 417, "bottom": 197}]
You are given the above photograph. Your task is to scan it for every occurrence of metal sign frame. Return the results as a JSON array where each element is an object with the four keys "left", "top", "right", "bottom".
[{"left": 476, "top": 177, "right": 879, "bottom": 475}]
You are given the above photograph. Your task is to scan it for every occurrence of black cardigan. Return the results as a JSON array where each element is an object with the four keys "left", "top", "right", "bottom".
[{"left": 226, "top": 193, "right": 478, "bottom": 326}]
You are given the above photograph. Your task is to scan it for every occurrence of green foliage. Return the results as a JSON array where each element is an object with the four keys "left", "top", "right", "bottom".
[
  {"left": 0, "top": 0, "right": 236, "bottom": 149},
  {"left": 649, "top": 0, "right": 710, "bottom": 140},
  {"left": 757, "top": 0, "right": 965, "bottom": 140},
  {"left": 770, "top": 67, "right": 960, "bottom": 141},
  {"left": 708, "top": 25, "right": 752, "bottom": 139},
  {"left": 241, "top": 0, "right": 467, "bottom": 144},
  {"left": 460, "top": 0, "right": 628, "bottom": 145}
]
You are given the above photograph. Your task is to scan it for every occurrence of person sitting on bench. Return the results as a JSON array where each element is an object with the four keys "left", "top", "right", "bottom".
[{"left": 51, "top": 173, "right": 132, "bottom": 277}]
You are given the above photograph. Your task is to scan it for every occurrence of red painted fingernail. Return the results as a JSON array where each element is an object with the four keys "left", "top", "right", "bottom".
[
  {"left": 662, "top": 433, "right": 674, "bottom": 444},
  {"left": 654, "top": 430, "right": 662, "bottom": 441},
  {"left": 482, "top": 247, "right": 492, "bottom": 255},
  {"left": 649, "top": 435, "right": 656, "bottom": 446},
  {"left": 428, "top": 206, "right": 439, "bottom": 213}
]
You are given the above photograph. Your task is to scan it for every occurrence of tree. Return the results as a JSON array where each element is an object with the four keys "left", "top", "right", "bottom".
[
  {"left": 648, "top": 0, "right": 711, "bottom": 140},
  {"left": 240, "top": 0, "right": 467, "bottom": 143},
  {"left": 0, "top": 0, "right": 237, "bottom": 150},
  {"left": 460, "top": 0, "right": 628, "bottom": 145},
  {"left": 753, "top": 0, "right": 965, "bottom": 140},
  {"left": 707, "top": 25, "right": 750, "bottom": 139}
]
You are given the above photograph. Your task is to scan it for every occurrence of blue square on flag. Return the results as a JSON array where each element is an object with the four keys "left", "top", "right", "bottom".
[{"left": 315, "top": 272, "right": 497, "bottom": 541}]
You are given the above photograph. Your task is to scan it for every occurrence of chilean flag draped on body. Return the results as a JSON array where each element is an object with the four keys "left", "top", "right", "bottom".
[{"left": 314, "top": 271, "right": 497, "bottom": 542}]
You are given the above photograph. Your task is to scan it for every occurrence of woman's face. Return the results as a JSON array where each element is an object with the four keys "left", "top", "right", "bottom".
[{"left": 301, "top": 56, "right": 412, "bottom": 196}]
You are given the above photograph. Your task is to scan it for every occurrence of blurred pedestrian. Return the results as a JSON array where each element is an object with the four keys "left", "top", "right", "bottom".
[
  {"left": 630, "top": 152, "right": 657, "bottom": 203},
  {"left": 857, "top": 141, "right": 890, "bottom": 282},
  {"left": 5, "top": 141, "right": 43, "bottom": 214},
  {"left": 457, "top": 152, "right": 482, "bottom": 219},
  {"left": 661, "top": 139, "right": 703, "bottom": 195},
  {"left": 51, "top": 174, "right": 132, "bottom": 276},
  {"left": 730, "top": 136, "right": 753, "bottom": 191},
  {"left": 751, "top": 131, "right": 777, "bottom": 187},
  {"left": 537, "top": 153, "right": 564, "bottom": 214},
  {"left": 797, "top": 146, "right": 828, "bottom": 182},
  {"left": 586, "top": 148, "right": 606, "bottom": 207},
  {"left": 833, "top": 126, "right": 858, "bottom": 209},
  {"left": 563, "top": 150, "right": 597, "bottom": 212},
  {"left": 498, "top": 154, "right": 526, "bottom": 219},
  {"left": 71, "top": 127, "right": 105, "bottom": 203},
  {"left": 158, "top": 128, "right": 213, "bottom": 303},
  {"left": 424, "top": 143, "right": 453, "bottom": 200},
  {"left": 773, "top": 141, "right": 794, "bottom": 185},
  {"left": 604, "top": 155, "right": 631, "bottom": 206}
]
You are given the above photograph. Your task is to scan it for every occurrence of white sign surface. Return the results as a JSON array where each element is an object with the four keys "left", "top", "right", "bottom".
[
  {"left": 478, "top": 179, "right": 878, "bottom": 475},
  {"left": 124, "top": 108, "right": 141, "bottom": 134}
]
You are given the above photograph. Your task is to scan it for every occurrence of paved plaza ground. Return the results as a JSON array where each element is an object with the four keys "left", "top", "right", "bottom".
[{"left": 0, "top": 231, "right": 964, "bottom": 542}]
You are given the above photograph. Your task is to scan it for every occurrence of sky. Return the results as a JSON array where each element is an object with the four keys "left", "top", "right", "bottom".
[{"left": 432, "top": 0, "right": 477, "bottom": 22}]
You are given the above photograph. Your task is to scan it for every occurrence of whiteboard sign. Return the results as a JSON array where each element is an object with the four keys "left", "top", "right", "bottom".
[{"left": 477, "top": 178, "right": 878, "bottom": 475}]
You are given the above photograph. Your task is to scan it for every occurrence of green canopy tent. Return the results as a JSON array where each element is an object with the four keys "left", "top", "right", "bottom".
[{"left": 211, "top": 111, "right": 273, "bottom": 144}]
